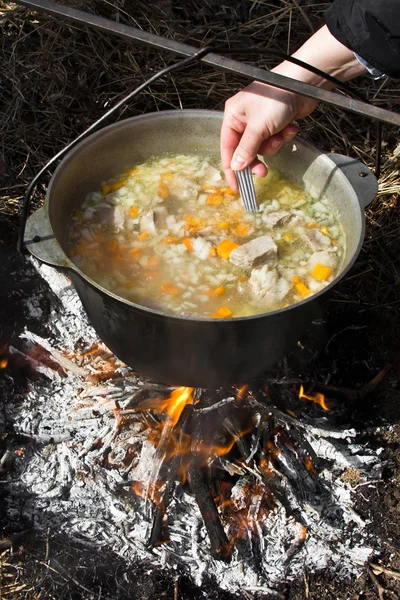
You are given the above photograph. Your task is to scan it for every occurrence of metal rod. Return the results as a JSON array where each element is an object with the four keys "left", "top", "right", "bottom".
[{"left": 15, "top": 0, "right": 400, "bottom": 127}]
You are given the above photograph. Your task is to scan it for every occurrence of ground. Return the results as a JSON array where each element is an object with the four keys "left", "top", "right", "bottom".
[{"left": 1, "top": 1, "right": 400, "bottom": 598}]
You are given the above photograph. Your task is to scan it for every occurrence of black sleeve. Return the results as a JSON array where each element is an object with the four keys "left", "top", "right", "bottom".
[{"left": 325, "top": 0, "right": 400, "bottom": 78}]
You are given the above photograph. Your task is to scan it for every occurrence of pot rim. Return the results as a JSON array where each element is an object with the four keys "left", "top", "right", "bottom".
[{"left": 46, "top": 108, "right": 365, "bottom": 323}]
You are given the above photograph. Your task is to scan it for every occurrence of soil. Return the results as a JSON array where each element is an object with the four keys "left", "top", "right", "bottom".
[{"left": 1, "top": 1, "right": 400, "bottom": 598}]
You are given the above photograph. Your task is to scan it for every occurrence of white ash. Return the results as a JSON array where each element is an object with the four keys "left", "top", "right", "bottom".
[{"left": 3, "top": 258, "right": 384, "bottom": 596}]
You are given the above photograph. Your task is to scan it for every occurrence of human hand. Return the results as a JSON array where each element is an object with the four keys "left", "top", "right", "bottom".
[{"left": 221, "top": 80, "right": 318, "bottom": 190}]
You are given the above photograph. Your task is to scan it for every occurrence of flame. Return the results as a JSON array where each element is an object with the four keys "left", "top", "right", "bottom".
[
  {"left": 299, "top": 385, "right": 328, "bottom": 411},
  {"left": 130, "top": 480, "right": 163, "bottom": 506},
  {"left": 140, "top": 386, "right": 194, "bottom": 426},
  {"left": 299, "top": 525, "right": 307, "bottom": 541},
  {"left": 0, "top": 358, "right": 7, "bottom": 368},
  {"left": 191, "top": 424, "right": 254, "bottom": 459},
  {"left": 236, "top": 385, "right": 248, "bottom": 402}
]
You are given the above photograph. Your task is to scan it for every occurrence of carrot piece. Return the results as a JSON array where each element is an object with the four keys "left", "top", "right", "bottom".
[
  {"left": 129, "top": 247, "right": 143, "bottom": 260},
  {"left": 160, "top": 283, "right": 180, "bottom": 296},
  {"left": 222, "top": 187, "right": 236, "bottom": 196},
  {"left": 209, "top": 247, "right": 217, "bottom": 257},
  {"left": 201, "top": 184, "right": 217, "bottom": 191},
  {"left": 292, "top": 275, "right": 300, "bottom": 284},
  {"left": 130, "top": 206, "right": 139, "bottom": 217},
  {"left": 206, "top": 193, "right": 224, "bottom": 205},
  {"left": 216, "top": 239, "right": 240, "bottom": 260},
  {"left": 102, "top": 182, "right": 112, "bottom": 196},
  {"left": 147, "top": 255, "right": 160, "bottom": 269},
  {"left": 320, "top": 226, "right": 329, "bottom": 236},
  {"left": 215, "top": 221, "right": 230, "bottom": 231},
  {"left": 184, "top": 215, "right": 206, "bottom": 233},
  {"left": 311, "top": 263, "right": 332, "bottom": 281},
  {"left": 295, "top": 282, "right": 309, "bottom": 297},
  {"left": 158, "top": 182, "right": 169, "bottom": 199},
  {"left": 162, "top": 236, "right": 179, "bottom": 244},
  {"left": 138, "top": 231, "right": 149, "bottom": 241},
  {"left": 107, "top": 240, "right": 119, "bottom": 253},
  {"left": 161, "top": 171, "right": 173, "bottom": 180},
  {"left": 228, "top": 209, "right": 244, "bottom": 220},
  {"left": 110, "top": 179, "right": 127, "bottom": 192},
  {"left": 209, "top": 285, "right": 225, "bottom": 297},
  {"left": 124, "top": 281, "right": 136, "bottom": 289},
  {"left": 283, "top": 233, "right": 293, "bottom": 242},
  {"left": 235, "top": 223, "right": 251, "bottom": 237},
  {"left": 307, "top": 222, "right": 317, "bottom": 229},
  {"left": 185, "top": 215, "right": 203, "bottom": 227},
  {"left": 182, "top": 237, "right": 193, "bottom": 251},
  {"left": 212, "top": 306, "right": 233, "bottom": 319}
]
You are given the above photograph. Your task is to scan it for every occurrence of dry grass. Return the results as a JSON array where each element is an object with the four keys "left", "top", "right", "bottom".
[{"left": 0, "top": 1, "right": 399, "bottom": 597}]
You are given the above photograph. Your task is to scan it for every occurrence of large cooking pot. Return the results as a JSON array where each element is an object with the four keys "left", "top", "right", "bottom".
[{"left": 24, "top": 110, "right": 377, "bottom": 387}]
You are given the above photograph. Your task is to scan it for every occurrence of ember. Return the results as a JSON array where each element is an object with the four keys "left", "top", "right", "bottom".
[{"left": 2, "top": 258, "right": 385, "bottom": 596}]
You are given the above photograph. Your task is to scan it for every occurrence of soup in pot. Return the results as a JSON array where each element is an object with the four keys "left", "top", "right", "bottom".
[{"left": 66, "top": 154, "right": 345, "bottom": 318}]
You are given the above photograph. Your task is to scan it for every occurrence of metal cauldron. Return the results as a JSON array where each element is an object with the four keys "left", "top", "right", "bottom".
[{"left": 24, "top": 110, "right": 377, "bottom": 387}]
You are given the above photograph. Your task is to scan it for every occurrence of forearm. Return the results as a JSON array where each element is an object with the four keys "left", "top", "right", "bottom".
[{"left": 273, "top": 25, "right": 367, "bottom": 89}]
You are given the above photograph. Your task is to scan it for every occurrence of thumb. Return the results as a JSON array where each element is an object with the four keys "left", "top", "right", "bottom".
[{"left": 230, "top": 124, "right": 265, "bottom": 171}]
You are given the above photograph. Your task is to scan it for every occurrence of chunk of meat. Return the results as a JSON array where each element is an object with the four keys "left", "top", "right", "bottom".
[
  {"left": 168, "top": 176, "right": 199, "bottom": 202},
  {"left": 229, "top": 235, "right": 278, "bottom": 268},
  {"left": 248, "top": 265, "right": 290, "bottom": 304},
  {"left": 262, "top": 210, "right": 293, "bottom": 229},
  {"left": 92, "top": 205, "right": 125, "bottom": 231},
  {"left": 301, "top": 228, "right": 331, "bottom": 251},
  {"left": 286, "top": 213, "right": 306, "bottom": 229},
  {"left": 92, "top": 206, "right": 112, "bottom": 225},
  {"left": 113, "top": 206, "right": 125, "bottom": 231},
  {"left": 154, "top": 206, "right": 168, "bottom": 228},
  {"left": 262, "top": 210, "right": 306, "bottom": 230},
  {"left": 201, "top": 162, "right": 223, "bottom": 183},
  {"left": 308, "top": 250, "right": 339, "bottom": 274},
  {"left": 140, "top": 211, "right": 157, "bottom": 235}
]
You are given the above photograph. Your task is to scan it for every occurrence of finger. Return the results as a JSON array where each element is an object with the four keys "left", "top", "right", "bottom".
[
  {"left": 249, "top": 159, "right": 268, "bottom": 178},
  {"left": 225, "top": 166, "right": 239, "bottom": 192},
  {"left": 230, "top": 123, "right": 265, "bottom": 171},
  {"left": 220, "top": 120, "right": 242, "bottom": 171},
  {"left": 220, "top": 119, "right": 243, "bottom": 191},
  {"left": 281, "top": 123, "right": 298, "bottom": 141},
  {"left": 258, "top": 125, "right": 298, "bottom": 157}
]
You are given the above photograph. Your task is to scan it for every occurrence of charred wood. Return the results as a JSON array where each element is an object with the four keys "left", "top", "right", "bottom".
[{"left": 187, "top": 462, "right": 231, "bottom": 562}]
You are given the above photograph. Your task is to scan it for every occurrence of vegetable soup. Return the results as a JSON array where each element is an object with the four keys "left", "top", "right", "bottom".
[{"left": 66, "top": 154, "right": 346, "bottom": 318}]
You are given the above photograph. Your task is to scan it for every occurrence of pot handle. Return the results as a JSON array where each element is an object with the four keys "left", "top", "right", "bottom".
[
  {"left": 327, "top": 153, "right": 378, "bottom": 209},
  {"left": 24, "top": 206, "right": 73, "bottom": 269}
]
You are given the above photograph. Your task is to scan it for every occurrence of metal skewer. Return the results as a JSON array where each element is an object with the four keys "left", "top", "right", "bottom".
[{"left": 235, "top": 168, "right": 259, "bottom": 213}]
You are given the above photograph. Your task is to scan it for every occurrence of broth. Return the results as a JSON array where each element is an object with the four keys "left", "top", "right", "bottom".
[{"left": 66, "top": 154, "right": 346, "bottom": 318}]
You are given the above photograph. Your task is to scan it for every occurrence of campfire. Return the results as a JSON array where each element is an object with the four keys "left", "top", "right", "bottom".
[{"left": 1, "top": 257, "right": 386, "bottom": 596}]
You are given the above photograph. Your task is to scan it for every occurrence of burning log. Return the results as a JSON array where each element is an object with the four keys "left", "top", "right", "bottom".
[
  {"left": 187, "top": 461, "right": 231, "bottom": 562},
  {"left": 148, "top": 405, "right": 194, "bottom": 549}
]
